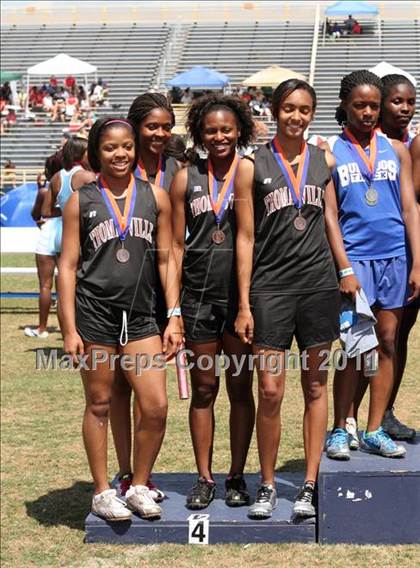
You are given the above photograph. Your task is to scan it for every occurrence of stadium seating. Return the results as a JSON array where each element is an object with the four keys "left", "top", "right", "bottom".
[
  {"left": 312, "top": 19, "right": 420, "bottom": 137},
  {"left": 1, "top": 19, "right": 419, "bottom": 170}
]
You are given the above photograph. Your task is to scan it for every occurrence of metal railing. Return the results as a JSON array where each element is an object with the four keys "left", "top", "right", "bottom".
[{"left": 0, "top": 168, "right": 40, "bottom": 190}]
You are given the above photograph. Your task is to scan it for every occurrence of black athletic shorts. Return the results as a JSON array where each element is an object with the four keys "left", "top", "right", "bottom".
[
  {"left": 181, "top": 290, "right": 237, "bottom": 343},
  {"left": 251, "top": 289, "right": 340, "bottom": 351},
  {"left": 76, "top": 293, "right": 160, "bottom": 345}
]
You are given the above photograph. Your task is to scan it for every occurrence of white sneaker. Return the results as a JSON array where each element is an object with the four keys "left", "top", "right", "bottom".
[
  {"left": 345, "top": 417, "right": 360, "bottom": 450},
  {"left": 24, "top": 327, "right": 49, "bottom": 338},
  {"left": 91, "top": 488, "right": 132, "bottom": 521},
  {"left": 126, "top": 484, "right": 162, "bottom": 519}
]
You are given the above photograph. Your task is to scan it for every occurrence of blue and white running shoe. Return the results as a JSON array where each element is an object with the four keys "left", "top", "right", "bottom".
[
  {"left": 326, "top": 428, "right": 350, "bottom": 460},
  {"left": 361, "top": 427, "right": 406, "bottom": 458}
]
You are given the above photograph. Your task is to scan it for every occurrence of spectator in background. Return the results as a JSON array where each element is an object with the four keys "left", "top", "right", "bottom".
[
  {"left": 331, "top": 21, "right": 342, "bottom": 39},
  {"left": 2, "top": 159, "right": 17, "bottom": 192},
  {"left": 1, "top": 82, "right": 12, "bottom": 104},
  {"left": 65, "top": 91, "right": 79, "bottom": 119},
  {"left": 43, "top": 92, "right": 54, "bottom": 116},
  {"left": 29, "top": 86, "right": 44, "bottom": 111},
  {"left": 49, "top": 75, "right": 58, "bottom": 94},
  {"left": 64, "top": 75, "right": 76, "bottom": 92},
  {"left": 51, "top": 90, "right": 66, "bottom": 122},
  {"left": 181, "top": 87, "right": 193, "bottom": 104},
  {"left": 90, "top": 79, "right": 105, "bottom": 107},
  {"left": 344, "top": 15, "right": 356, "bottom": 34},
  {"left": 353, "top": 20, "right": 362, "bottom": 34}
]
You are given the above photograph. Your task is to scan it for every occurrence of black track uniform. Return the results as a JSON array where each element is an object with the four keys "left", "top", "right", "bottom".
[
  {"left": 76, "top": 179, "right": 160, "bottom": 344},
  {"left": 182, "top": 158, "right": 238, "bottom": 342},
  {"left": 135, "top": 155, "right": 180, "bottom": 326},
  {"left": 251, "top": 143, "right": 340, "bottom": 350}
]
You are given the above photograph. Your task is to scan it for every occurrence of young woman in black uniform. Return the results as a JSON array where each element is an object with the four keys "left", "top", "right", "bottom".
[
  {"left": 170, "top": 94, "right": 256, "bottom": 509},
  {"left": 234, "top": 79, "right": 357, "bottom": 519},
  {"left": 59, "top": 117, "right": 183, "bottom": 520},
  {"left": 109, "top": 94, "right": 185, "bottom": 501}
]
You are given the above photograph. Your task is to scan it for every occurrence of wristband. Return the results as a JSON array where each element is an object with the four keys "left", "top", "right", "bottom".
[
  {"left": 167, "top": 307, "right": 181, "bottom": 318},
  {"left": 338, "top": 267, "right": 354, "bottom": 279}
]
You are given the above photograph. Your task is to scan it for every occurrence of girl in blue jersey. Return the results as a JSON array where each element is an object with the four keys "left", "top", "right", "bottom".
[
  {"left": 346, "top": 74, "right": 418, "bottom": 442},
  {"left": 326, "top": 70, "right": 420, "bottom": 460}
]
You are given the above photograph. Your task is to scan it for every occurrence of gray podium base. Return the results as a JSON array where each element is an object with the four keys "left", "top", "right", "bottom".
[{"left": 85, "top": 472, "right": 315, "bottom": 544}]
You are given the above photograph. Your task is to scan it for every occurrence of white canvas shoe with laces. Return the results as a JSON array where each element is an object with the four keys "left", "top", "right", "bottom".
[
  {"left": 125, "top": 484, "right": 162, "bottom": 518},
  {"left": 91, "top": 488, "right": 132, "bottom": 521}
]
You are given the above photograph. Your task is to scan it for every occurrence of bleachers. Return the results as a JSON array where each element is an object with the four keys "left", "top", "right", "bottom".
[
  {"left": 312, "top": 19, "right": 420, "bottom": 137},
  {"left": 173, "top": 21, "right": 313, "bottom": 84},
  {"left": 0, "top": 23, "right": 170, "bottom": 169},
  {"left": 1, "top": 18, "right": 420, "bottom": 170}
]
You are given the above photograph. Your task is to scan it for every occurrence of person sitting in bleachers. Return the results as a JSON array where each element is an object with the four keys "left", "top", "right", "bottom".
[
  {"left": 343, "top": 14, "right": 356, "bottom": 34},
  {"left": 29, "top": 86, "right": 44, "bottom": 112}
]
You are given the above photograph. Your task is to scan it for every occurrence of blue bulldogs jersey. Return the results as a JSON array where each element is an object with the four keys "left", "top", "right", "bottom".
[{"left": 329, "top": 131, "right": 406, "bottom": 261}]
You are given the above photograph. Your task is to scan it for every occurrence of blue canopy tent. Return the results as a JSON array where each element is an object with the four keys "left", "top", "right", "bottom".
[
  {"left": 324, "top": 1, "right": 380, "bottom": 44},
  {"left": 0, "top": 183, "right": 38, "bottom": 227},
  {"left": 167, "top": 66, "right": 229, "bottom": 89}
]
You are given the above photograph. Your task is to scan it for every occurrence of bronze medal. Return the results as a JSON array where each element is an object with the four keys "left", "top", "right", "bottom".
[
  {"left": 212, "top": 229, "right": 226, "bottom": 245},
  {"left": 293, "top": 214, "right": 307, "bottom": 231},
  {"left": 116, "top": 246, "right": 130, "bottom": 263}
]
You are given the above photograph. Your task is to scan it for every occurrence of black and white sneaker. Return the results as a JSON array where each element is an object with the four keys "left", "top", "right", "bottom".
[
  {"left": 293, "top": 481, "right": 316, "bottom": 518},
  {"left": 225, "top": 474, "right": 249, "bottom": 507},
  {"left": 186, "top": 477, "right": 216, "bottom": 510},
  {"left": 248, "top": 483, "right": 277, "bottom": 519}
]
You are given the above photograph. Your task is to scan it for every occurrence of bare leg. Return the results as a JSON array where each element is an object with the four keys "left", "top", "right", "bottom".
[
  {"left": 223, "top": 331, "right": 255, "bottom": 476},
  {"left": 187, "top": 339, "right": 221, "bottom": 480},
  {"left": 333, "top": 358, "right": 362, "bottom": 429},
  {"left": 254, "top": 348, "right": 285, "bottom": 486},
  {"left": 121, "top": 335, "right": 167, "bottom": 487},
  {"left": 349, "top": 375, "right": 369, "bottom": 424},
  {"left": 80, "top": 343, "right": 117, "bottom": 494},
  {"left": 389, "top": 306, "right": 418, "bottom": 409},
  {"left": 301, "top": 344, "right": 330, "bottom": 482},
  {"left": 366, "top": 308, "right": 402, "bottom": 432},
  {"left": 35, "top": 253, "right": 56, "bottom": 331},
  {"left": 110, "top": 363, "right": 132, "bottom": 476}
]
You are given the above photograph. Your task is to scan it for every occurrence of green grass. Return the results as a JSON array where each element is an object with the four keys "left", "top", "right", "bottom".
[{"left": 1, "top": 253, "right": 420, "bottom": 567}]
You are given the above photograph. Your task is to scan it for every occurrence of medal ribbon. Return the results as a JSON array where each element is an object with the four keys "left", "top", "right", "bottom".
[
  {"left": 343, "top": 128, "right": 377, "bottom": 184},
  {"left": 98, "top": 174, "right": 136, "bottom": 241},
  {"left": 208, "top": 154, "right": 239, "bottom": 224},
  {"left": 271, "top": 137, "right": 310, "bottom": 210},
  {"left": 135, "top": 155, "right": 165, "bottom": 188}
]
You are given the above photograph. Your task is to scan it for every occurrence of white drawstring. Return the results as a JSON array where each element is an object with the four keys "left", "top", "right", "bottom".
[{"left": 119, "top": 309, "right": 128, "bottom": 346}]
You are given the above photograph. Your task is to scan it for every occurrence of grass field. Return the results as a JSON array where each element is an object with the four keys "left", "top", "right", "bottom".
[{"left": 1, "top": 253, "right": 419, "bottom": 567}]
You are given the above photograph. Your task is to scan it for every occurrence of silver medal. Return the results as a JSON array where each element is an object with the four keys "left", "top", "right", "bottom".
[
  {"left": 116, "top": 247, "right": 130, "bottom": 263},
  {"left": 365, "top": 187, "right": 378, "bottom": 206}
]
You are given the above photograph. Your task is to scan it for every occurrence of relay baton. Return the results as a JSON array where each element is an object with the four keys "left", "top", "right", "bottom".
[{"left": 176, "top": 343, "right": 190, "bottom": 400}]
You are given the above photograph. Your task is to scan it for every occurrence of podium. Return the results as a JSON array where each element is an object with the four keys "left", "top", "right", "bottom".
[
  {"left": 85, "top": 472, "right": 315, "bottom": 544},
  {"left": 318, "top": 438, "right": 420, "bottom": 544}
]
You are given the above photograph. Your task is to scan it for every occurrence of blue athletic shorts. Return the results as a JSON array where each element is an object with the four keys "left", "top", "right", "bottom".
[{"left": 351, "top": 256, "right": 410, "bottom": 310}]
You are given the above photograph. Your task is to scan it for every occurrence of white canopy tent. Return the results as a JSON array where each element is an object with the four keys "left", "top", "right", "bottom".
[
  {"left": 25, "top": 53, "right": 97, "bottom": 115},
  {"left": 369, "top": 61, "right": 417, "bottom": 86}
]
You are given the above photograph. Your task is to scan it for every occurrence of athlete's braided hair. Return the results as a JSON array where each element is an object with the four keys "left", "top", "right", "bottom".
[
  {"left": 127, "top": 92, "right": 175, "bottom": 128},
  {"left": 335, "top": 70, "right": 384, "bottom": 126},
  {"left": 186, "top": 93, "right": 254, "bottom": 150},
  {"left": 271, "top": 79, "right": 317, "bottom": 119}
]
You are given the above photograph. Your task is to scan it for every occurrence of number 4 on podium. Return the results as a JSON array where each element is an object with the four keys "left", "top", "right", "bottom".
[{"left": 188, "top": 513, "right": 210, "bottom": 545}]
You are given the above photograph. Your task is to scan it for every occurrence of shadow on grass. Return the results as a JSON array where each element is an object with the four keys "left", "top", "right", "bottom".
[
  {"left": 24, "top": 346, "right": 66, "bottom": 357},
  {"left": 25, "top": 481, "right": 93, "bottom": 531},
  {"left": 276, "top": 459, "right": 306, "bottom": 472},
  {"left": 1, "top": 306, "right": 39, "bottom": 314}
]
